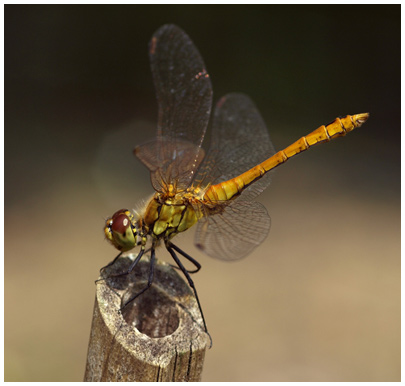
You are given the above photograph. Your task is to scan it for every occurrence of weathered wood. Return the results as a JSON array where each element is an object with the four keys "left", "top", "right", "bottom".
[{"left": 84, "top": 256, "right": 210, "bottom": 381}]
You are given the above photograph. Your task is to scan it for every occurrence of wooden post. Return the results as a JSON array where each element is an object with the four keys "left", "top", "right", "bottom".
[{"left": 84, "top": 256, "right": 210, "bottom": 381}]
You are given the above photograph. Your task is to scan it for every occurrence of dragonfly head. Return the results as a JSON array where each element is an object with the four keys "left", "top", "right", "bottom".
[{"left": 104, "top": 209, "right": 137, "bottom": 251}]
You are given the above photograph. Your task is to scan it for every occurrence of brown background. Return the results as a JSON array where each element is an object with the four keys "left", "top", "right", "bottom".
[{"left": 5, "top": 5, "right": 400, "bottom": 381}]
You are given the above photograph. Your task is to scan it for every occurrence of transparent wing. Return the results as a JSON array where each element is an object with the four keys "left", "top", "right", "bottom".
[
  {"left": 193, "top": 93, "right": 275, "bottom": 260},
  {"left": 141, "top": 24, "right": 212, "bottom": 190},
  {"left": 134, "top": 138, "right": 204, "bottom": 191},
  {"left": 195, "top": 201, "right": 271, "bottom": 261},
  {"left": 194, "top": 93, "right": 276, "bottom": 201}
]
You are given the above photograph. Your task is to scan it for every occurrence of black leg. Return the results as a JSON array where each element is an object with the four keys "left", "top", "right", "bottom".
[
  {"left": 110, "top": 248, "right": 145, "bottom": 278},
  {"left": 166, "top": 244, "right": 208, "bottom": 334},
  {"left": 167, "top": 242, "right": 201, "bottom": 274},
  {"left": 120, "top": 246, "right": 156, "bottom": 310},
  {"left": 168, "top": 264, "right": 200, "bottom": 274},
  {"left": 96, "top": 249, "right": 145, "bottom": 285},
  {"left": 100, "top": 251, "right": 122, "bottom": 273},
  {"left": 99, "top": 239, "right": 147, "bottom": 274}
]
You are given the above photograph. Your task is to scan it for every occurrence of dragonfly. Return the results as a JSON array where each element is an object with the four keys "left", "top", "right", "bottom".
[{"left": 102, "top": 24, "right": 369, "bottom": 335}]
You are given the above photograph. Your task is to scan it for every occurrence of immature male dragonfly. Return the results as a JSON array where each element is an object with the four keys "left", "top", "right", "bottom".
[{"left": 102, "top": 24, "right": 368, "bottom": 333}]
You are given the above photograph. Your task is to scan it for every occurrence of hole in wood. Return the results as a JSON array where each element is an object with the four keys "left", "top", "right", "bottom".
[{"left": 121, "top": 282, "right": 180, "bottom": 338}]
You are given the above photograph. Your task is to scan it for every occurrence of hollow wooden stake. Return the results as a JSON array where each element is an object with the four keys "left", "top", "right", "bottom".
[{"left": 84, "top": 256, "right": 210, "bottom": 381}]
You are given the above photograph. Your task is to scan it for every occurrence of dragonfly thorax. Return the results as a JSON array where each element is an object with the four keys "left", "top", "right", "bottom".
[{"left": 143, "top": 191, "right": 203, "bottom": 240}]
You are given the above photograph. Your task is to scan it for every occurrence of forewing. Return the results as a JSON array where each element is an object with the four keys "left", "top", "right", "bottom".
[
  {"left": 195, "top": 201, "right": 271, "bottom": 261},
  {"left": 194, "top": 93, "right": 275, "bottom": 200},
  {"left": 134, "top": 138, "right": 204, "bottom": 191},
  {"left": 145, "top": 24, "right": 212, "bottom": 189}
]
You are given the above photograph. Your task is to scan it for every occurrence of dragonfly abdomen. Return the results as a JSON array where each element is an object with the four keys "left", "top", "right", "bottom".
[
  {"left": 204, "top": 113, "right": 369, "bottom": 203},
  {"left": 261, "top": 113, "right": 369, "bottom": 173}
]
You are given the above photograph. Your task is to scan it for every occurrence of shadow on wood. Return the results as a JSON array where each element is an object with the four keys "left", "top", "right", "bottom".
[{"left": 84, "top": 257, "right": 210, "bottom": 381}]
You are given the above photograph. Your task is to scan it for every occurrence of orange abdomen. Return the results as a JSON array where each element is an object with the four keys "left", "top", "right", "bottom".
[{"left": 204, "top": 113, "right": 369, "bottom": 203}]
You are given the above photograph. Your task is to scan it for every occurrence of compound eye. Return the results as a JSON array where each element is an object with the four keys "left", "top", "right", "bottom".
[
  {"left": 111, "top": 212, "right": 131, "bottom": 234},
  {"left": 106, "top": 210, "right": 136, "bottom": 251}
]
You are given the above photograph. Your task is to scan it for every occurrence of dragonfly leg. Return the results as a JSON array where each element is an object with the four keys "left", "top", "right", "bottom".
[
  {"left": 95, "top": 249, "right": 144, "bottom": 285},
  {"left": 166, "top": 242, "right": 201, "bottom": 274},
  {"left": 99, "top": 240, "right": 144, "bottom": 275},
  {"left": 99, "top": 236, "right": 151, "bottom": 281},
  {"left": 109, "top": 248, "right": 145, "bottom": 279},
  {"left": 99, "top": 251, "right": 122, "bottom": 274},
  {"left": 96, "top": 251, "right": 123, "bottom": 284},
  {"left": 166, "top": 242, "right": 208, "bottom": 336},
  {"left": 168, "top": 264, "right": 200, "bottom": 274},
  {"left": 120, "top": 246, "right": 156, "bottom": 310}
]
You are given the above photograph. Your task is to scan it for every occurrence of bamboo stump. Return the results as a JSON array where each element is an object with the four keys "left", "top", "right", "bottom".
[{"left": 84, "top": 256, "right": 210, "bottom": 381}]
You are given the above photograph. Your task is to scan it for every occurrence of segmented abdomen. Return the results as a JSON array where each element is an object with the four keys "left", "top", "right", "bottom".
[{"left": 204, "top": 113, "right": 369, "bottom": 203}]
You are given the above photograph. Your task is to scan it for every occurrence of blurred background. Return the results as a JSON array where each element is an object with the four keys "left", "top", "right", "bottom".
[{"left": 5, "top": 4, "right": 400, "bottom": 382}]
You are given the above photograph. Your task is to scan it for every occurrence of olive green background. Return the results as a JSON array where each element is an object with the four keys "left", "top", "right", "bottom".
[{"left": 5, "top": 5, "right": 400, "bottom": 381}]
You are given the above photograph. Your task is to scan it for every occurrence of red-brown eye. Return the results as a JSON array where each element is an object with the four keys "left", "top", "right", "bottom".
[
  {"left": 105, "top": 209, "right": 137, "bottom": 251},
  {"left": 111, "top": 212, "right": 131, "bottom": 234}
]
